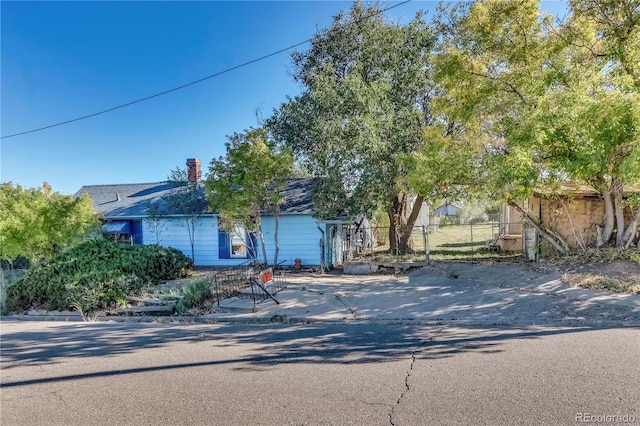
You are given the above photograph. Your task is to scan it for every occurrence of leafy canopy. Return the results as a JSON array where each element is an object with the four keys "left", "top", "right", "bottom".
[
  {"left": 206, "top": 128, "right": 294, "bottom": 229},
  {"left": 0, "top": 182, "right": 99, "bottom": 262},
  {"left": 268, "top": 1, "right": 436, "bottom": 219}
]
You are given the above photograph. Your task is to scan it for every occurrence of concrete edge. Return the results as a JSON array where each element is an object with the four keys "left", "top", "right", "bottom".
[{"left": 2, "top": 314, "right": 639, "bottom": 328}]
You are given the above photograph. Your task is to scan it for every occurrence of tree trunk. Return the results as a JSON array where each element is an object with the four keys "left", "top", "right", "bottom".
[
  {"left": 186, "top": 218, "right": 196, "bottom": 261},
  {"left": 510, "top": 202, "right": 568, "bottom": 254},
  {"left": 613, "top": 186, "right": 626, "bottom": 247},
  {"left": 388, "top": 204, "right": 398, "bottom": 254},
  {"left": 388, "top": 193, "right": 422, "bottom": 254},
  {"left": 398, "top": 194, "right": 425, "bottom": 251},
  {"left": 273, "top": 213, "right": 280, "bottom": 269},
  {"left": 257, "top": 221, "right": 268, "bottom": 266},
  {"left": 598, "top": 187, "right": 615, "bottom": 247},
  {"left": 620, "top": 205, "right": 640, "bottom": 249}
]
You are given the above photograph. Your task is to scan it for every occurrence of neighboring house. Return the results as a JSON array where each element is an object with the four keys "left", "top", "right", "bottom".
[
  {"left": 433, "top": 203, "right": 461, "bottom": 217},
  {"left": 497, "top": 184, "right": 640, "bottom": 255},
  {"left": 74, "top": 159, "right": 344, "bottom": 268},
  {"left": 530, "top": 185, "right": 639, "bottom": 250}
]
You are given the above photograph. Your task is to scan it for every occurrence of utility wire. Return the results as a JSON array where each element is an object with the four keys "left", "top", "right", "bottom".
[{"left": 2, "top": 0, "right": 412, "bottom": 140}]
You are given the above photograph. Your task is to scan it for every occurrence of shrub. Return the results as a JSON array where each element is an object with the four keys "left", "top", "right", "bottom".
[
  {"left": 181, "top": 278, "right": 212, "bottom": 308},
  {"left": 468, "top": 217, "right": 486, "bottom": 225},
  {"left": 4, "top": 239, "right": 193, "bottom": 314}
]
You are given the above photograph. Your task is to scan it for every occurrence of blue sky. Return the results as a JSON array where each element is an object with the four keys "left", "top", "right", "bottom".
[{"left": 1, "top": 1, "right": 568, "bottom": 195}]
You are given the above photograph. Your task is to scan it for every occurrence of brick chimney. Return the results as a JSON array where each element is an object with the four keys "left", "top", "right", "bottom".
[{"left": 186, "top": 158, "right": 201, "bottom": 183}]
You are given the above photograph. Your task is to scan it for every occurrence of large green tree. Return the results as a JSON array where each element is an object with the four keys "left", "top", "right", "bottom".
[
  {"left": 545, "top": 0, "right": 640, "bottom": 248},
  {"left": 206, "top": 128, "right": 294, "bottom": 267},
  {"left": 0, "top": 182, "right": 99, "bottom": 263},
  {"left": 268, "top": 2, "right": 436, "bottom": 253},
  {"left": 432, "top": 0, "right": 640, "bottom": 251}
]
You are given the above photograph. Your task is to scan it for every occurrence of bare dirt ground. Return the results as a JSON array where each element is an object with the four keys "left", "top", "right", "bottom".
[
  {"left": 161, "top": 258, "right": 640, "bottom": 299},
  {"left": 553, "top": 258, "right": 640, "bottom": 294}
]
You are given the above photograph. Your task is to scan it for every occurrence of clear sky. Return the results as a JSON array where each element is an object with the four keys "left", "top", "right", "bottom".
[{"left": 1, "top": 1, "right": 568, "bottom": 195}]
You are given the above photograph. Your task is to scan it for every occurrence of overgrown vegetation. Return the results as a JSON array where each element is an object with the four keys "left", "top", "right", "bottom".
[
  {"left": 176, "top": 278, "right": 214, "bottom": 313},
  {"left": 207, "top": 128, "right": 294, "bottom": 267},
  {"left": 267, "top": 0, "right": 640, "bottom": 254},
  {"left": 3, "top": 239, "right": 192, "bottom": 314},
  {"left": 0, "top": 182, "right": 99, "bottom": 264}
]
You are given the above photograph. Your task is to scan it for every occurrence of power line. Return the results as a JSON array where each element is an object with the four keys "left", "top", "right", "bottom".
[{"left": 2, "top": 0, "right": 412, "bottom": 140}]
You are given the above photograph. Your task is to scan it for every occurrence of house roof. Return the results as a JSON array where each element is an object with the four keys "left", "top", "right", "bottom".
[
  {"left": 433, "top": 203, "right": 462, "bottom": 216},
  {"left": 533, "top": 183, "right": 640, "bottom": 198},
  {"left": 74, "top": 178, "right": 317, "bottom": 219},
  {"left": 74, "top": 182, "right": 178, "bottom": 218}
]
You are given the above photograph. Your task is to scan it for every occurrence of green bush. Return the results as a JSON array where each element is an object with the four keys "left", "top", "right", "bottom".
[
  {"left": 468, "top": 217, "right": 486, "bottom": 225},
  {"left": 4, "top": 239, "right": 192, "bottom": 314},
  {"left": 181, "top": 278, "right": 212, "bottom": 308}
]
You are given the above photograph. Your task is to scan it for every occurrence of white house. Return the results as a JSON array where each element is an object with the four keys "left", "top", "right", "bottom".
[{"left": 75, "top": 159, "right": 343, "bottom": 268}]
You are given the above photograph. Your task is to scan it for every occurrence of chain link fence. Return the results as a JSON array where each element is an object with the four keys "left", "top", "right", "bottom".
[{"left": 343, "top": 222, "right": 524, "bottom": 262}]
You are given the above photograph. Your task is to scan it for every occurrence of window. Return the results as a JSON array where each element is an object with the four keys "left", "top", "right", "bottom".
[
  {"left": 219, "top": 224, "right": 253, "bottom": 260},
  {"left": 230, "top": 225, "right": 248, "bottom": 258}
]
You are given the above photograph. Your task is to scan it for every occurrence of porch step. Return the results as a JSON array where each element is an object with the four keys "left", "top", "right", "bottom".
[{"left": 218, "top": 297, "right": 257, "bottom": 313}]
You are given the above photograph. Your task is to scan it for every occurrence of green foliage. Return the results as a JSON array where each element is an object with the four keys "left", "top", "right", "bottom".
[
  {"left": 206, "top": 128, "right": 294, "bottom": 266},
  {"left": 405, "top": 126, "right": 483, "bottom": 205},
  {"left": 180, "top": 278, "right": 212, "bottom": 309},
  {"left": 433, "top": 0, "right": 640, "bottom": 250},
  {"left": 468, "top": 217, "right": 486, "bottom": 225},
  {"left": 0, "top": 182, "right": 99, "bottom": 262},
  {"left": 3, "top": 239, "right": 192, "bottom": 314},
  {"left": 268, "top": 2, "right": 436, "bottom": 252}
]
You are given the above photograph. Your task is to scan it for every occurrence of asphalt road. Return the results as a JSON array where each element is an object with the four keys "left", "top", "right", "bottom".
[{"left": 1, "top": 321, "right": 638, "bottom": 425}]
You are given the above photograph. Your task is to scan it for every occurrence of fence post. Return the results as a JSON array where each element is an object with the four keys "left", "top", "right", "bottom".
[
  {"left": 470, "top": 223, "right": 474, "bottom": 259},
  {"left": 422, "top": 225, "right": 428, "bottom": 261}
]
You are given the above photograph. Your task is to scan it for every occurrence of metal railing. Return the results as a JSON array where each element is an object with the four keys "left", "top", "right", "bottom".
[{"left": 211, "top": 261, "right": 287, "bottom": 307}]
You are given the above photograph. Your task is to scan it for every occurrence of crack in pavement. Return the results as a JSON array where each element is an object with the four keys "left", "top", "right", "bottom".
[
  {"left": 388, "top": 327, "right": 446, "bottom": 426},
  {"left": 334, "top": 294, "right": 360, "bottom": 319},
  {"left": 51, "top": 391, "right": 68, "bottom": 406}
]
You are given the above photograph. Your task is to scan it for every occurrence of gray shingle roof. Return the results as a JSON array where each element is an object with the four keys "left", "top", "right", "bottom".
[
  {"left": 74, "top": 178, "right": 316, "bottom": 219},
  {"left": 74, "top": 182, "right": 177, "bottom": 218}
]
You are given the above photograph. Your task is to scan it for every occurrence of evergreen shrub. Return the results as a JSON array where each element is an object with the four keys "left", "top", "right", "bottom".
[{"left": 4, "top": 239, "right": 192, "bottom": 313}]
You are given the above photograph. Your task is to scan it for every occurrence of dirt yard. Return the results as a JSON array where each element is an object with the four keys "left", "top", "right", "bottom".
[{"left": 554, "top": 258, "right": 640, "bottom": 294}]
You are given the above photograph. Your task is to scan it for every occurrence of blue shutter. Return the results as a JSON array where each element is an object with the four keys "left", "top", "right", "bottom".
[
  {"left": 218, "top": 230, "right": 229, "bottom": 259},
  {"left": 132, "top": 220, "right": 143, "bottom": 245}
]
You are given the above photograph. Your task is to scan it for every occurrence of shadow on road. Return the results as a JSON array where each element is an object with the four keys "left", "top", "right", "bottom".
[{"left": 1, "top": 321, "right": 634, "bottom": 389}]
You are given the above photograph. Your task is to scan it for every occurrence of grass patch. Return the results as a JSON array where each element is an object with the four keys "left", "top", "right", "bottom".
[{"left": 362, "top": 222, "right": 520, "bottom": 261}]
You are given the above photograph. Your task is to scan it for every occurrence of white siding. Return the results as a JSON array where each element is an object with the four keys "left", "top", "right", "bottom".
[
  {"left": 260, "top": 215, "right": 323, "bottom": 266},
  {"left": 141, "top": 216, "right": 246, "bottom": 267}
]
